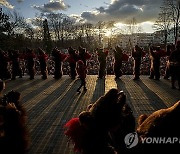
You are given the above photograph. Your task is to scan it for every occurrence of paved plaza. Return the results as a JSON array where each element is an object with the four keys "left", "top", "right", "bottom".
[{"left": 4, "top": 75, "right": 180, "bottom": 154}]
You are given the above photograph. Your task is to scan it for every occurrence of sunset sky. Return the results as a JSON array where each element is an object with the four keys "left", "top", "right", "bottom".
[{"left": 0, "top": 0, "right": 165, "bottom": 33}]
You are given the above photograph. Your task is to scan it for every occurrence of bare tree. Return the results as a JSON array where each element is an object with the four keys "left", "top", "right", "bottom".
[
  {"left": 31, "top": 15, "right": 44, "bottom": 40},
  {"left": 0, "top": 8, "right": 10, "bottom": 34},
  {"left": 153, "top": 0, "right": 172, "bottom": 47},
  {"left": 84, "top": 23, "right": 94, "bottom": 48},
  {"left": 125, "top": 17, "right": 142, "bottom": 50},
  {"left": 43, "top": 19, "right": 52, "bottom": 53},
  {"left": 167, "top": 0, "right": 180, "bottom": 43},
  {"left": 96, "top": 21, "right": 105, "bottom": 47},
  {"left": 105, "top": 21, "right": 116, "bottom": 48},
  {"left": 46, "top": 13, "right": 64, "bottom": 41}
]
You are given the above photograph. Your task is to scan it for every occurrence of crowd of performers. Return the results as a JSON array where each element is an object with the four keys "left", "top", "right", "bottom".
[{"left": 0, "top": 40, "right": 180, "bottom": 90}]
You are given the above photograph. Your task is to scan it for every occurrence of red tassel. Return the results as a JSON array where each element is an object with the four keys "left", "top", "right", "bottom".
[{"left": 64, "top": 118, "right": 85, "bottom": 152}]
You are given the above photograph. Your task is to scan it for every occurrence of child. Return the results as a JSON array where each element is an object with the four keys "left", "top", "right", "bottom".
[{"left": 76, "top": 60, "right": 87, "bottom": 93}]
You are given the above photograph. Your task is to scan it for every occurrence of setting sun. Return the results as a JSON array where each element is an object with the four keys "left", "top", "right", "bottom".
[{"left": 105, "top": 30, "right": 112, "bottom": 37}]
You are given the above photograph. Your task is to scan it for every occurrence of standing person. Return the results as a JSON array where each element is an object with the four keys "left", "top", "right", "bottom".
[
  {"left": 37, "top": 48, "right": 48, "bottom": 79},
  {"left": 78, "top": 46, "right": 91, "bottom": 66},
  {"left": 164, "top": 44, "right": 175, "bottom": 79},
  {"left": 66, "top": 47, "right": 78, "bottom": 80},
  {"left": 52, "top": 48, "right": 67, "bottom": 79},
  {"left": 0, "top": 80, "right": 5, "bottom": 100},
  {"left": 0, "top": 50, "right": 11, "bottom": 80},
  {"left": 169, "top": 40, "right": 180, "bottom": 89},
  {"left": 132, "top": 45, "right": 142, "bottom": 80},
  {"left": 8, "top": 50, "right": 23, "bottom": 80},
  {"left": 149, "top": 46, "right": 161, "bottom": 80},
  {"left": 76, "top": 60, "right": 87, "bottom": 93},
  {"left": 25, "top": 48, "right": 36, "bottom": 80},
  {"left": 97, "top": 48, "right": 108, "bottom": 79},
  {"left": 113, "top": 46, "right": 123, "bottom": 79}
]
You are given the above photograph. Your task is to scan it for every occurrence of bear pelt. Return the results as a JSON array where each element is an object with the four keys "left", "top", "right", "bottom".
[
  {"left": 136, "top": 100, "right": 180, "bottom": 153},
  {"left": 0, "top": 91, "right": 30, "bottom": 154},
  {"left": 64, "top": 88, "right": 136, "bottom": 154}
]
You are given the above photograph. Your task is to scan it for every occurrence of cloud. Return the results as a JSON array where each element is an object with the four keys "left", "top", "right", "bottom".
[
  {"left": 81, "top": 0, "right": 163, "bottom": 24},
  {"left": 0, "top": 0, "right": 14, "bottom": 9},
  {"left": 33, "top": 0, "right": 70, "bottom": 13},
  {"left": 16, "top": 0, "right": 24, "bottom": 3}
]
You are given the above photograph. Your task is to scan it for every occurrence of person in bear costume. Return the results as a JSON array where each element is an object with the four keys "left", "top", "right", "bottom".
[
  {"left": 132, "top": 45, "right": 143, "bottom": 80},
  {"left": 96, "top": 48, "right": 108, "bottom": 79},
  {"left": 8, "top": 49, "right": 23, "bottom": 80},
  {"left": 64, "top": 89, "right": 136, "bottom": 154},
  {"left": 25, "top": 48, "right": 36, "bottom": 80},
  {"left": 78, "top": 46, "right": 91, "bottom": 66},
  {"left": 136, "top": 100, "right": 180, "bottom": 153},
  {"left": 37, "top": 48, "right": 48, "bottom": 80},
  {"left": 113, "top": 46, "right": 123, "bottom": 79},
  {"left": 66, "top": 47, "right": 78, "bottom": 80},
  {"left": 0, "top": 90, "right": 30, "bottom": 154}
]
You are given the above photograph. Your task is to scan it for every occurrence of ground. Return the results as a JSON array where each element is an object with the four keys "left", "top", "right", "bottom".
[{"left": 4, "top": 75, "right": 180, "bottom": 154}]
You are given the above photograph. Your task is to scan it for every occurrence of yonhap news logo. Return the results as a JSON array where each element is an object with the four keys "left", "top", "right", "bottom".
[
  {"left": 124, "top": 132, "right": 180, "bottom": 149},
  {"left": 124, "top": 132, "right": 138, "bottom": 149}
]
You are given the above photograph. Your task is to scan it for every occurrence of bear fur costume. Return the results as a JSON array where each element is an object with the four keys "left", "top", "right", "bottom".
[
  {"left": 0, "top": 91, "right": 30, "bottom": 154},
  {"left": 64, "top": 88, "right": 136, "bottom": 154},
  {"left": 136, "top": 100, "right": 180, "bottom": 154}
]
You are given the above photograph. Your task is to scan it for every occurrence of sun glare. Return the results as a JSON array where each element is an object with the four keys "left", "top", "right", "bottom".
[{"left": 105, "top": 30, "right": 111, "bottom": 37}]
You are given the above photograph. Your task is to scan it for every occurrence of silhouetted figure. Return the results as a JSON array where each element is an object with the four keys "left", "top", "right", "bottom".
[
  {"left": 76, "top": 60, "right": 87, "bottom": 93},
  {"left": 149, "top": 46, "right": 161, "bottom": 80},
  {"left": 97, "top": 48, "right": 108, "bottom": 79},
  {"left": 52, "top": 48, "right": 67, "bottom": 79},
  {"left": 8, "top": 50, "right": 22, "bottom": 80},
  {"left": 0, "top": 50, "right": 11, "bottom": 80},
  {"left": 38, "top": 48, "right": 48, "bottom": 79},
  {"left": 132, "top": 45, "right": 142, "bottom": 80},
  {"left": 66, "top": 47, "right": 78, "bottom": 80},
  {"left": 0, "top": 80, "right": 5, "bottom": 101},
  {"left": 0, "top": 90, "right": 30, "bottom": 154},
  {"left": 25, "top": 48, "right": 36, "bottom": 80},
  {"left": 78, "top": 46, "right": 91, "bottom": 66},
  {"left": 164, "top": 44, "right": 175, "bottom": 79},
  {"left": 113, "top": 46, "right": 123, "bottom": 79},
  {"left": 169, "top": 40, "right": 180, "bottom": 89},
  {"left": 64, "top": 89, "right": 136, "bottom": 154},
  {"left": 110, "top": 104, "right": 136, "bottom": 153},
  {"left": 19, "top": 50, "right": 26, "bottom": 77}
]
